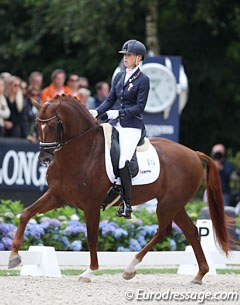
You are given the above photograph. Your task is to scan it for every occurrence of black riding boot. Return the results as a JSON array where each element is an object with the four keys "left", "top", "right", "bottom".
[{"left": 116, "top": 161, "right": 132, "bottom": 219}]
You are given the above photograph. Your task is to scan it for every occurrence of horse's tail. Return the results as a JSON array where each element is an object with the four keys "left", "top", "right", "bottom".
[{"left": 196, "top": 151, "right": 229, "bottom": 255}]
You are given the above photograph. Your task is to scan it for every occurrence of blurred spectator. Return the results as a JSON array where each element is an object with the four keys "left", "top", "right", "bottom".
[
  {"left": 0, "top": 72, "right": 12, "bottom": 94},
  {"left": 28, "top": 71, "right": 43, "bottom": 89},
  {"left": 78, "top": 88, "right": 93, "bottom": 108},
  {"left": 211, "top": 144, "right": 233, "bottom": 205},
  {"left": 41, "top": 69, "right": 71, "bottom": 103},
  {"left": 78, "top": 77, "right": 89, "bottom": 89},
  {"left": 4, "top": 76, "right": 24, "bottom": 137},
  {"left": 20, "top": 80, "right": 28, "bottom": 98},
  {"left": 0, "top": 78, "right": 10, "bottom": 136},
  {"left": 21, "top": 85, "right": 40, "bottom": 143},
  {"left": 78, "top": 76, "right": 95, "bottom": 108},
  {"left": 94, "top": 81, "right": 109, "bottom": 108},
  {"left": 67, "top": 74, "right": 80, "bottom": 98}
]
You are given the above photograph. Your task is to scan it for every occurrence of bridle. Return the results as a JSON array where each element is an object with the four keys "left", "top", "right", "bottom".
[
  {"left": 36, "top": 112, "right": 100, "bottom": 153},
  {"left": 36, "top": 113, "right": 64, "bottom": 151}
]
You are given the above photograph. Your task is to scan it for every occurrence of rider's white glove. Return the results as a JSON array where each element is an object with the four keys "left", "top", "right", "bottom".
[
  {"left": 89, "top": 109, "right": 98, "bottom": 118},
  {"left": 106, "top": 110, "right": 119, "bottom": 120}
]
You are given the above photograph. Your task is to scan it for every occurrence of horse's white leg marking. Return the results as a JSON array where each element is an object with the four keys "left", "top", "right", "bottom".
[
  {"left": 78, "top": 268, "right": 98, "bottom": 282},
  {"left": 125, "top": 257, "right": 140, "bottom": 273}
]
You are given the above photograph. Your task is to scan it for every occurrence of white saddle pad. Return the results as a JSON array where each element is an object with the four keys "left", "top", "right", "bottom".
[{"left": 101, "top": 123, "right": 160, "bottom": 185}]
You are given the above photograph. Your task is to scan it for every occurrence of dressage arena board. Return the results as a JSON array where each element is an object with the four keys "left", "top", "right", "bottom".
[{"left": 1, "top": 250, "right": 240, "bottom": 267}]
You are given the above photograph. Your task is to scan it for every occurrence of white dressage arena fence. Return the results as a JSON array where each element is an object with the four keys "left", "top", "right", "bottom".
[{"left": 0, "top": 220, "right": 239, "bottom": 277}]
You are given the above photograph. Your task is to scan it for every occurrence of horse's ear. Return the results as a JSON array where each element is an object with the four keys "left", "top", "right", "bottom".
[
  {"left": 53, "top": 99, "right": 62, "bottom": 111},
  {"left": 31, "top": 98, "right": 42, "bottom": 110}
]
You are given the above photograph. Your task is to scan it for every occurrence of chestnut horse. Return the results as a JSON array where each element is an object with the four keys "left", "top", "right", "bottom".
[{"left": 9, "top": 95, "right": 229, "bottom": 284}]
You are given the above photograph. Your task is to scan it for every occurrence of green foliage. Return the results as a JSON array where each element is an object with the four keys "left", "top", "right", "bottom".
[
  {"left": 0, "top": 0, "right": 239, "bottom": 154},
  {"left": 0, "top": 200, "right": 23, "bottom": 225},
  {"left": 1, "top": 199, "right": 239, "bottom": 252}
]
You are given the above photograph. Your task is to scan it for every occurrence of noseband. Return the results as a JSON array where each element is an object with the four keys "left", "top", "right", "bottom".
[{"left": 36, "top": 113, "right": 64, "bottom": 151}]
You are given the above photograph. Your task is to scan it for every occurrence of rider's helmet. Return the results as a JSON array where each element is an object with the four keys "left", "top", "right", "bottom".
[{"left": 118, "top": 40, "right": 146, "bottom": 60}]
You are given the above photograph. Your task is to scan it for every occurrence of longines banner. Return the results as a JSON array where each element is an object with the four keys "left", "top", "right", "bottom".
[
  {"left": 142, "top": 55, "right": 184, "bottom": 142},
  {"left": 0, "top": 139, "right": 47, "bottom": 191}
]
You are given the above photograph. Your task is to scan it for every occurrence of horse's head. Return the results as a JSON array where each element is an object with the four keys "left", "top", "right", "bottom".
[
  {"left": 33, "top": 98, "right": 63, "bottom": 164},
  {"left": 33, "top": 95, "right": 97, "bottom": 165}
]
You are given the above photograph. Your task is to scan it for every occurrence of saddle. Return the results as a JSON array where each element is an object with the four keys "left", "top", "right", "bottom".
[
  {"left": 110, "top": 126, "right": 146, "bottom": 179},
  {"left": 102, "top": 126, "right": 146, "bottom": 210}
]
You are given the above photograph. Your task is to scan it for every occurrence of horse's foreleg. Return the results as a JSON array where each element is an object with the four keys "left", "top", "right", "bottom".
[
  {"left": 9, "top": 191, "right": 64, "bottom": 269},
  {"left": 78, "top": 208, "right": 100, "bottom": 283}
]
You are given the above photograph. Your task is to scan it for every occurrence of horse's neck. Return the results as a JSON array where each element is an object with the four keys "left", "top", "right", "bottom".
[{"left": 58, "top": 124, "right": 104, "bottom": 162}]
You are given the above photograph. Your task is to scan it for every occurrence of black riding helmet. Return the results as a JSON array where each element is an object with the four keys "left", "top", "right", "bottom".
[{"left": 119, "top": 40, "right": 146, "bottom": 60}]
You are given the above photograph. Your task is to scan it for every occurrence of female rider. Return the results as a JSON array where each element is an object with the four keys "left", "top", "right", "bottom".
[{"left": 90, "top": 40, "right": 150, "bottom": 219}]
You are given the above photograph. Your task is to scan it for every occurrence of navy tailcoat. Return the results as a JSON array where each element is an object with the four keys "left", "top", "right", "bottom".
[{"left": 96, "top": 68, "right": 150, "bottom": 129}]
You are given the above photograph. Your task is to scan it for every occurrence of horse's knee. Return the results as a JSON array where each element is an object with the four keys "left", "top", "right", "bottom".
[{"left": 19, "top": 209, "right": 31, "bottom": 223}]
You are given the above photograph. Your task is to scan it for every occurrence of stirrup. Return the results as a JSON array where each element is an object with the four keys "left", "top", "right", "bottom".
[{"left": 116, "top": 202, "right": 132, "bottom": 219}]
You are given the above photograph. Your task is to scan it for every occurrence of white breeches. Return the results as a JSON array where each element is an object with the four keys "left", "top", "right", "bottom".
[{"left": 115, "top": 122, "right": 141, "bottom": 169}]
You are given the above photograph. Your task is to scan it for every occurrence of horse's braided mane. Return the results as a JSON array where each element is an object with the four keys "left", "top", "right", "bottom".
[{"left": 52, "top": 94, "right": 98, "bottom": 126}]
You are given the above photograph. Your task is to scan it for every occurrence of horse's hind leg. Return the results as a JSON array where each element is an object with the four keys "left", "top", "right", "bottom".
[
  {"left": 174, "top": 209, "right": 209, "bottom": 284},
  {"left": 123, "top": 203, "right": 172, "bottom": 280},
  {"left": 9, "top": 191, "right": 64, "bottom": 269}
]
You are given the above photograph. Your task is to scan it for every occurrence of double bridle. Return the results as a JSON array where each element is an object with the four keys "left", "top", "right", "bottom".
[
  {"left": 36, "top": 112, "right": 99, "bottom": 152},
  {"left": 36, "top": 113, "right": 64, "bottom": 151}
]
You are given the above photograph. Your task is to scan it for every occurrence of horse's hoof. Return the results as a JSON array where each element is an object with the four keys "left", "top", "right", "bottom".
[
  {"left": 191, "top": 279, "right": 202, "bottom": 285},
  {"left": 78, "top": 276, "right": 91, "bottom": 283},
  {"left": 122, "top": 271, "right": 136, "bottom": 280},
  {"left": 8, "top": 255, "right": 22, "bottom": 269}
]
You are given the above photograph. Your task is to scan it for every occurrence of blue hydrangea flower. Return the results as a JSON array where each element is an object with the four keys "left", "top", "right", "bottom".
[
  {"left": 61, "top": 236, "right": 70, "bottom": 249},
  {"left": 0, "top": 223, "right": 9, "bottom": 235},
  {"left": 172, "top": 222, "right": 182, "bottom": 233},
  {"left": 100, "top": 221, "right": 119, "bottom": 237},
  {"left": 136, "top": 235, "right": 146, "bottom": 246},
  {"left": 64, "top": 221, "right": 87, "bottom": 237},
  {"left": 170, "top": 239, "right": 177, "bottom": 250},
  {"left": 49, "top": 219, "right": 61, "bottom": 228},
  {"left": 2, "top": 237, "right": 12, "bottom": 250},
  {"left": 25, "top": 223, "right": 44, "bottom": 239},
  {"left": 40, "top": 221, "right": 50, "bottom": 229},
  {"left": 114, "top": 228, "right": 128, "bottom": 239},
  {"left": 236, "top": 228, "right": 240, "bottom": 239},
  {"left": 71, "top": 240, "right": 82, "bottom": 251},
  {"left": 139, "top": 224, "right": 158, "bottom": 237},
  {"left": 0, "top": 223, "right": 16, "bottom": 238},
  {"left": 117, "top": 246, "right": 130, "bottom": 252},
  {"left": 129, "top": 238, "right": 142, "bottom": 251},
  {"left": 0, "top": 242, "right": 5, "bottom": 250}
]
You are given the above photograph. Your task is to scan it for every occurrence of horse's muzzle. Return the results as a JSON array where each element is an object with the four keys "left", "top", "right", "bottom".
[{"left": 39, "top": 150, "right": 54, "bottom": 165}]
